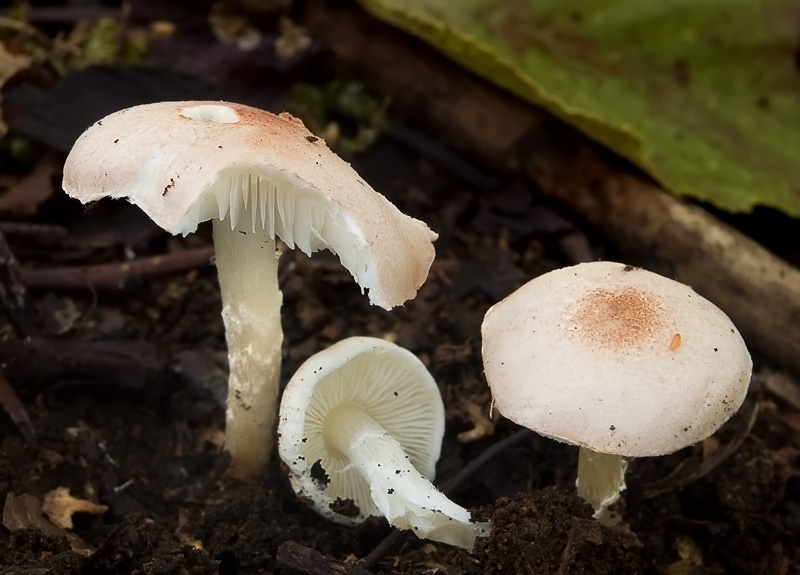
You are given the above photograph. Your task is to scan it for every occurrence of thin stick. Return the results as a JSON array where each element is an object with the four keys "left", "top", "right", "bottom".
[
  {"left": 276, "top": 540, "right": 376, "bottom": 575},
  {"left": 21, "top": 246, "right": 214, "bottom": 291},
  {"left": 0, "top": 371, "right": 36, "bottom": 444},
  {"left": 0, "top": 229, "right": 39, "bottom": 337},
  {"left": 439, "top": 428, "right": 534, "bottom": 494}
]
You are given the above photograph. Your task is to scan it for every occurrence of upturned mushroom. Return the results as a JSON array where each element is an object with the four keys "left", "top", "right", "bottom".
[
  {"left": 481, "top": 261, "right": 752, "bottom": 521},
  {"left": 62, "top": 101, "right": 437, "bottom": 480},
  {"left": 278, "top": 336, "right": 489, "bottom": 550}
]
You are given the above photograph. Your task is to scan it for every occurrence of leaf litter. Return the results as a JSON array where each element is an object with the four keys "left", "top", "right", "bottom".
[{"left": 0, "top": 2, "right": 797, "bottom": 574}]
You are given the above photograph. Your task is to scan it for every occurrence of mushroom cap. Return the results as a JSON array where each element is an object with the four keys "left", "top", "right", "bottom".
[
  {"left": 278, "top": 336, "right": 445, "bottom": 526},
  {"left": 62, "top": 101, "right": 437, "bottom": 309},
  {"left": 481, "top": 261, "right": 752, "bottom": 457}
]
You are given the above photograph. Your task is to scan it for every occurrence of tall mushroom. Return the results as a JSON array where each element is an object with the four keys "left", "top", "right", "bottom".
[
  {"left": 481, "top": 261, "right": 752, "bottom": 521},
  {"left": 278, "top": 336, "right": 488, "bottom": 550},
  {"left": 62, "top": 101, "right": 437, "bottom": 479}
]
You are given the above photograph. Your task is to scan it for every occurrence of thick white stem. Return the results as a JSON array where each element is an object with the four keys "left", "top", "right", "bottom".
[
  {"left": 325, "top": 405, "right": 488, "bottom": 550},
  {"left": 213, "top": 215, "right": 282, "bottom": 480},
  {"left": 576, "top": 448, "right": 627, "bottom": 524}
]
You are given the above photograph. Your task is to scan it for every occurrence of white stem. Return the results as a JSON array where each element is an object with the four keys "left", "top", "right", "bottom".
[
  {"left": 213, "top": 214, "right": 283, "bottom": 480},
  {"left": 576, "top": 447, "right": 627, "bottom": 524},
  {"left": 325, "top": 405, "right": 488, "bottom": 550}
]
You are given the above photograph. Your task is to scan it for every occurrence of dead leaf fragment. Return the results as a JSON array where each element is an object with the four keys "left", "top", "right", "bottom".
[
  {"left": 275, "top": 17, "right": 311, "bottom": 61},
  {"left": 457, "top": 398, "right": 496, "bottom": 443},
  {"left": 208, "top": 1, "right": 262, "bottom": 51},
  {"left": 0, "top": 42, "right": 32, "bottom": 136},
  {"left": 176, "top": 508, "right": 203, "bottom": 550},
  {"left": 3, "top": 492, "right": 63, "bottom": 536},
  {"left": 3, "top": 491, "right": 96, "bottom": 556},
  {"left": 0, "top": 150, "right": 60, "bottom": 217},
  {"left": 665, "top": 535, "right": 706, "bottom": 575},
  {"left": 753, "top": 368, "right": 800, "bottom": 411},
  {"left": 42, "top": 486, "right": 108, "bottom": 529}
]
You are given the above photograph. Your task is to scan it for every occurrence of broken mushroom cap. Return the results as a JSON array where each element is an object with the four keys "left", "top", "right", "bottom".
[
  {"left": 62, "top": 100, "right": 438, "bottom": 481},
  {"left": 278, "top": 336, "right": 487, "bottom": 549},
  {"left": 62, "top": 101, "right": 436, "bottom": 309},
  {"left": 481, "top": 261, "right": 753, "bottom": 457}
]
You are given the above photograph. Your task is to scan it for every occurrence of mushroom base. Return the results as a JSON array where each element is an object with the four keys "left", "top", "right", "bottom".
[
  {"left": 214, "top": 216, "right": 283, "bottom": 480},
  {"left": 325, "top": 404, "right": 489, "bottom": 550},
  {"left": 576, "top": 448, "right": 628, "bottom": 524}
]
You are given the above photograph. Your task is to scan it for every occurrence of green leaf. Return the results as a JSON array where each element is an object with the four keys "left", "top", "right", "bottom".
[{"left": 359, "top": 0, "right": 800, "bottom": 216}]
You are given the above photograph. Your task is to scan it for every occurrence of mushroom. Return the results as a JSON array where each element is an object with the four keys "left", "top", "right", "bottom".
[
  {"left": 62, "top": 101, "right": 437, "bottom": 480},
  {"left": 278, "top": 336, "right": 489, "bottom": 550},
  {"left": 481, "top": 261, "right": 752, "bottom": 521}
]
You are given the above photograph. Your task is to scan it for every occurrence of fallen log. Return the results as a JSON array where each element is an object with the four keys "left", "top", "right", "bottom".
[{"left": 301, "top": 0, "right": 800, "bottom": 379}]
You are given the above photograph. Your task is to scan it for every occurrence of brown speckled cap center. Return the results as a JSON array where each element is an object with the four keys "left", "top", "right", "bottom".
[{"left": 570, "top": 287, "right": 663, "bottom": 352}]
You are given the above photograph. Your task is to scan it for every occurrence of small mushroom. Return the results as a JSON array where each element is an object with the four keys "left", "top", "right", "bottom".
[
  {"left": 278, "top": 336, "right": 489, "bottom": 550},
  {"left": 62, "top": 102, "right": 437, "bottom": 480},
  {"left": 481, "top": 261, "right": 752, "bottom": 521}
]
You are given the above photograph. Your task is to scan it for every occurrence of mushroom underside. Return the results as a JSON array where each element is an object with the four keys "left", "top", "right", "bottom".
[{"left": 192, "top": 167, "right": 373, "bottom": 292}]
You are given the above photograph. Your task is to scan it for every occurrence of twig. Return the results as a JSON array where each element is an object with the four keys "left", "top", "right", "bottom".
[
  {"left": 439, "top": 428, "right": 534, "bottom": 494},
  {"left": 276, "top": 540, "right": 376, "bottom": 575},
  {"left": 355, "top": 530, "right": 408, "bottom": 570},
  {"left": 556, "top": 518, "right": 586, "bottom": 575},
  {"left": 0, "top": 338, "right": 154, "bottom": 395},
  {"left": 641, "top": 401, "right": 761, "bottom": 499},
  {"left": 0, "top": 371, "right": 36, "bottom": 445},
  {"left": 383, "top": 122, "right": 496, "bottom": 193},
  {"left": 0, "top": 222, "right": 68, "bottom": 243},
  {"left": 0, "top": 229, "right": 39, "bottom": 337},
  {"left": 21, "top": 246, "right": 214, "bottom": 291},
  {"left": 0, "top": 231, "right": 39, "bottom": 445}
]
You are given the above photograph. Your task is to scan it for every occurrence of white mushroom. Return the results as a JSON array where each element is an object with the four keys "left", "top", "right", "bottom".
[
  {"left": 481, "top": 261, "right": 752, "bottom": 521},
  {"left": 278, "top": 336, "right": 489, "bottom": 550},
  {"left": 62, "top": 101, "right": 437, "bottom": 480}
]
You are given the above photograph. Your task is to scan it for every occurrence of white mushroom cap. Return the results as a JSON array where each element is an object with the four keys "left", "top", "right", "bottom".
[
  {"left": 279, "top": 336, "right": 444, "bottom": 523},
  {"left": 62, "top": 101, "right": 436, "bottom": 309},
  {"left": 481, "top": 261, "right": 752, "bottom": 457},
  {"left": 278, "top": 337, "right": 487, "bottom": 549}
]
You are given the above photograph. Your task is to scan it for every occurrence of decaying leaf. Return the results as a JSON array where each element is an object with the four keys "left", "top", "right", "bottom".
[
  {"left": 359, "top": 0, "right": 800, "bottom": 217},
  {"left": 457, "top": 398, "right": 496, "bottom": 443},
  {"left": 175, "top": 508, "right": 203, "bottom": 550},
  {"left": 0, "top": 150, "right": 60, "bottom": 217},
  {"left": 665, "top": 535, "right": 706, "bottom": 575},
  {"left": 0, "top": 42, "right": 32, "bottom": 136},
  {"left": 3, "top": 492, "right": 63, "bottom": 536},
  {"left": 275, "top": 17, "right": 311, "bottom": 61},
  {"left": 208, "top": 1, "right": 262, "bottom": 51},
  {"left": 753, "top": 368, "right": 800, "bottom": 412},
  {"left": 41, "top": 487, "right": 108, "bottom": 530},
  {"left": 3, "top": 492, "right": 96, "bottom": 556}
]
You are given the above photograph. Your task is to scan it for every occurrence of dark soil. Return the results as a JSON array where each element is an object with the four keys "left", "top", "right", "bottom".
[{"left": 1, "top": 2, "right": 799, "bottom": 574}]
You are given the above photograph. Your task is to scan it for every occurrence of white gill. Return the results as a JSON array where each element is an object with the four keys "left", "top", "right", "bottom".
[{"left": 208, "top": 172, "right": 372, "bottom": 291}]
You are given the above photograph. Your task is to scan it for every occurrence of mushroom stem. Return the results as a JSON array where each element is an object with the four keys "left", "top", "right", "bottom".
[
  {"left": 576, "top": 447, "right": 628, "bottom": 524},
  {"left": 213, "top": 214, "right": 283, "bottom": 480},
  {"left": 324, "top": 404, "right": 487, "bottom": 550}
]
